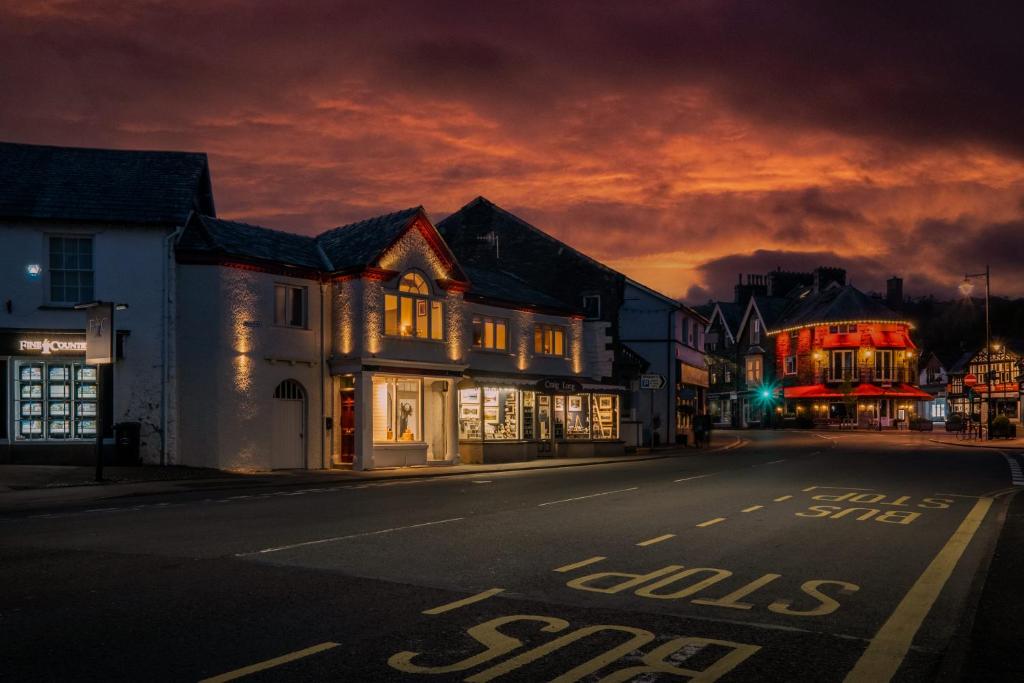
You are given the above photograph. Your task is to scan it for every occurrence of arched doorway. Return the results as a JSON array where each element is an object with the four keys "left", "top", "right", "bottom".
[{"left": 272, "top": 379, "right": 306, "bottom": 469}]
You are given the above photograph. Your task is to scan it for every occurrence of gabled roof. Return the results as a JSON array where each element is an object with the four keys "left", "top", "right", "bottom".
[
  {"left": 0, "top": 141, "right": 213, "bottom": 225},
  {"left": 770, "top": 285, "right": 906, "bottom": 333},
  {"left": 177, "top": 214, "right": 328, "bottom": 272},
  {"left": 462, "top": 265, "right": 577, "bottom": 315},
  {"left": 625, "top": 278, "right": 708, "bottom": 323},
  {"left": 736, "top": 295, "right": 790, "bottom": 339},
  {"left": 707, "top": 301, "right": 744, "bottom": 341},
  {"left": 316, "top": 207, "right": 423, "bottom": 272}
]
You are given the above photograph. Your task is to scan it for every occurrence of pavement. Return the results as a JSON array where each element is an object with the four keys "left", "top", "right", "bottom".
[{"left": 1, "top": 430, "right": 1022, "bottom": 681}]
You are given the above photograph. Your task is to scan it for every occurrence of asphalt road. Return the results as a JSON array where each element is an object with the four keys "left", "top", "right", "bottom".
[{"left": 2, "top": 431, "right": 1020, "bottom": 682}]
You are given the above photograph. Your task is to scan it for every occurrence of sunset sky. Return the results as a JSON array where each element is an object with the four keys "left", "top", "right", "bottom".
[{"left": 2, "top": 1, "right": 1022, "bottom": 301}]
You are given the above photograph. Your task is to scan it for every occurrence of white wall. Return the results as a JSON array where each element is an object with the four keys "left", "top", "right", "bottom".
[
  {"left": 176, "top": 264, "right": 325, "bottom": 470},
  {"left": 0, "top": 221, "right": 172, "bottom": 462}
]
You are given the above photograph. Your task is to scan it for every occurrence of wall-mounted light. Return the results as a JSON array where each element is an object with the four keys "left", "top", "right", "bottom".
[{"left": 26, "top": 264, "right": 42, "bottom": 278}]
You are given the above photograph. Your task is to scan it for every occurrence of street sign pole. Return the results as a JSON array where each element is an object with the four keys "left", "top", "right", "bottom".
[{"left": 77, "top": 301, "right": 118, "bottom": 482}]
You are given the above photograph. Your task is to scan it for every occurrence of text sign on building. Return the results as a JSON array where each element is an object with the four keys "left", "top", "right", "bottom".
[
  {"left": 963, "top": 373, "right": 978, "bottom": 387},
  {"left": 639, "top": 374, "right": 666, "bottom": 390},
  {"left": 535, "top": 378, "right": 584, "bottom": 394},
  {"left": 86, "top": 303, "right": 115, "bottom": 365}
]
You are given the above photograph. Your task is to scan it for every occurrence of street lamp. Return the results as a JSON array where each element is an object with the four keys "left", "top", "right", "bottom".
[{"left": 959, "top": 266, "right": 992, "bottom": 440}]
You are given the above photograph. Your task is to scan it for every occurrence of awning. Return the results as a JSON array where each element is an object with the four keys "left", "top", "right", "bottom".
[
  {"left": 820, "top": 333, "right": 861, "bottom": 349},
  {"left": 784, "top": 383, "right": 932, "bottom": 399},
  {"left": 860, "top": 331, "right": 915, "bottom": 349}
]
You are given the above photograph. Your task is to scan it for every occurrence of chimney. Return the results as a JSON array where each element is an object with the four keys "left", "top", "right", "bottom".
[
  {"left": 812, "top": 266, "right": 847, "bottom": 293},
  {"left": 886, "top": 276, "right": 903, "bottom": 311}
]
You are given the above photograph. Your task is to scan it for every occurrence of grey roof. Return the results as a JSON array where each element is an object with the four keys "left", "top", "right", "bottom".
[
  {"left": 178, "top": 214, "right": 327, "bottom": 271},
  {"left": 0, "top": 141, "right": 213, "bottom": 224},
  {"left": 772, "top": 285, "right": 905, "bottom": 331},
  {"left": 462, "top": 265, "right": 576, "bottom": 314},
  {"left": 716, "top": 301, "right": 744, "bottom": 334},
  {"left": 947, "top": 351, "right": 975, "bottom": 374},
  {"left": 316, "top": 207, "right": 422, "bottom": 271},
  {"left": 752, "top": 296, "right": 791, "bottom": 329}
]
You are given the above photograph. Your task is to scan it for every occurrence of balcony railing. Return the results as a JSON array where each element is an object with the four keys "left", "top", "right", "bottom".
[{"left": 820, "top": 365, "right": 916, "bottom": 384}]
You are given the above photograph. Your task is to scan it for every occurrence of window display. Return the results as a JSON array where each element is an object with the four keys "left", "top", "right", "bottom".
[
  {"left": 13, "top": 360, "right": 97, "bottom": 441},
  {"left": 565, "top": 393, "right": 591, "bottom": 439},
  {"left": 592, "top": 394, "right": 618, "bottom": 439},
  {"left": 458, "top": 387, "right": 520, "bottom": 440},
  {"left": 522, "top": 392, "right": 535, "bottom": 440},
  {"left": 372, "top": 376, "right": 422, "bottom": 442},
  {"left": 458, "top": 388, "right": 482, "bottom": 439}
]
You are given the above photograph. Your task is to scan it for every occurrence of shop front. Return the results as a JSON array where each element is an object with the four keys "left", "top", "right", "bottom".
[
  {"left": 1, "top": 330, "right": 111, "bottom": 463},
  {"left": 457, "top": 376, "right": 623, "bottom": 463}
]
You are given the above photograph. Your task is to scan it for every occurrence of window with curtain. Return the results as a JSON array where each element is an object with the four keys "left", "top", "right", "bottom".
[
  {"left": 384, "top": 272, "right": 444, "bottom": 340},
  {"left": 534, "top": 324, "right": 565, "bottom": 356}
]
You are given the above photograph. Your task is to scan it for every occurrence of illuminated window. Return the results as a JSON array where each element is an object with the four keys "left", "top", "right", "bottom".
[
  {"left": 384, "top": 271, "right": 443, "bottom": 340},
  {"left": 745, "top": 356, "right": 762, "bottom": 383},
  {"left": 874, "top": 350, "right": 894, "bottom": 381},
  {"left": 831, "top": 350, "right": 855, "bottom": 380},
  {"left": 472, "top": 316, "right": 508, "bottom": 351},
  {"left": 49, "top": 236, "right": 93, "bottom": 304},
  {"left": 534, "top": 324, "right": 565, "bottom": 356},
  {"left": 372, "top": 376, "right": 421, "bottom": 442},
  {"left": 14, "top": 361, "right": 98, "bottom": 441}
]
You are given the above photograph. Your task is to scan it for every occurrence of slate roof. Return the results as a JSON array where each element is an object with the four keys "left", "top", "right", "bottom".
[
  {"left": 772, "top": 285, "right": 906, "bottom": 331},
  {"left": 462, "top": 265, "right": 577, "bottom": 314},
  {"left": 0, "top": 141, "right": 213, "bottom": 224},
  {"left": 716, "top": 301, "right": 744, "bottom": 335},
  {"left": 316, "top": 207, "right": 422, "bottom": 272},
  {"left": 178, "top": 214, "right": 327, "bottom": 271}
]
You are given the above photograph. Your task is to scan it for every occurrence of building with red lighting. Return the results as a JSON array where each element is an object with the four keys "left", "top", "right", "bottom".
[{"left": 772, "top": 282, "right": 931, "bottom": 427}]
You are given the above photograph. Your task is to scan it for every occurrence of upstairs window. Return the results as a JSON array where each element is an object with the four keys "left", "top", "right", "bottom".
[
  {"left": 49, "top": 236, "right": 93, "bottom": 304},
  {"left": 785, "top": 355, "right": 797, "bottom": 375},
  {"left": 274, "top": 284, "right": 307, "bottom": 327},
  {"left": 534, "top": 324, "right": 565, "bottom": 356},
  {"left": 745, "top": 356, "right": 762, "bottom": 383},
  {"left": 582, "top": 294, "right": 601, "bottom": 319},
  {"left": 472, "top": 316, "right": 508, "bottom": 351},
  {"left": 828, "top": 323, "right": 858, "bottom": 334},
  {"left": 750, "top": 319, "right": 761, "bottom": 345},
  {"left": 385, "top": 272, "right": 443, "bottom": 340}
]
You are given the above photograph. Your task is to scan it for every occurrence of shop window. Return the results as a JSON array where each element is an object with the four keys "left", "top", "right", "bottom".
[
  {"left": 384, "top": 272, "right": 443, "bottom": 340},
  {"left": 472, "top": 317, "right": 508, "bottom": 351},
  {"left": 534, "top": 324, "right": 565, "bottom": 356},
  {"left": 458, "top": 386, "right": 520, "bottom": 440},
  {"left": 564, "top": 394, "right": 591, "bottom": 439},
  {"left": 13, "top": 360, "right": 97, "bottom": 440},
  {"left": 274, "top": 284, "right": 307, "bottom": 327},
  {"left": 372, "top": 376, "right": 421, "bottom": 442},
  {"left": 49, "top": 236, "right": 93, "bottom": 304},
  {"left": 592, "top": 394, "right": 618, "bottom": 439}
]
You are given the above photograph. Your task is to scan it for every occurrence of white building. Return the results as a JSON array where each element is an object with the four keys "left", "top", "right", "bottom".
[{"left": 0, "top": 142, "right": 214, "bottom": 464}]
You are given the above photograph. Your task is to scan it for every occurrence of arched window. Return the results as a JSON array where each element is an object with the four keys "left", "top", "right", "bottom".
[
  {"left": 273, "top": 379, "right": 306, "bottom": 400},
  {"left": 384, "top": 270, "right": 444, "bottom": 340}
]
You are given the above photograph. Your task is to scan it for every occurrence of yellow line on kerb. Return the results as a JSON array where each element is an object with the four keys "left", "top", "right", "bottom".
[
  {"left": 199, "top": 642, "right": 340, "bottom": 683},
  {"left": 423, "top": 588, "right": 505, "bottom": 615},
  {"left": 844, "top": 496, "right": 994, "bottom": 683}
]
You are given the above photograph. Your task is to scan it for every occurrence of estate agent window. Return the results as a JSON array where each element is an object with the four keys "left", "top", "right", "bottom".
[
  {"left": 274, "top": 284, "right": 307, "bottom": 327},
  {"left": 49, "top": 236, "right": 93, "bottom": 304},
  {"left": 472, "top": 317, "right": 508, "bottom": 351},
  {"left": 534, "top": 324, "right": 565, "bottom": 356},
  {"left": 372, "top": 376, "right": 421, "bottom": 442},
  {"left": 13, "top": 361, "right": 98, "bottom": 440},
  {"left": 385, "top": 272, "right": 443, "bottom": 340}
]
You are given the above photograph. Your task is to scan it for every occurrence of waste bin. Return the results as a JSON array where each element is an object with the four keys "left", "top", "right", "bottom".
[{"left": 113, "top": 422, "right": 141, "bottom": 465}]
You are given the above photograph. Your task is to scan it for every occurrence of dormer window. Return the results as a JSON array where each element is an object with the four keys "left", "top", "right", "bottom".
[{"left": 384, "top": 272, "right": 444, "bottom": 340}]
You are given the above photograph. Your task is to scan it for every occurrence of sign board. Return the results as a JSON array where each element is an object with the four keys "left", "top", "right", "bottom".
[
  {"left": 86, "top": 303, "right": 114, "bottom": 365},
  {"left": 535, "top": 378, "right": 584, "bottom": 394},
  {"left": 963, "top": 373, "right": 978, "bottom": 387},
  {"left": 639, "top": 374, "right": 666, "bottom": 390},
  {"left": 1, "top": 332, "right": 87, "bottom": 356}
]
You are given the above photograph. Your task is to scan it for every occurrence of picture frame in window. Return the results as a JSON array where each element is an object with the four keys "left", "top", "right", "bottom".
[
  {"left": 568, "top": 396, "right": 582, "bottom": 411},
  {"left": 483, "top": 388, "right": 499, "bottom": 407},
  {"left": 460, "top": 404, "right": 480, "bottom": 419},
  {"left": 597, "top": 395, "right": 613, "bottom": 410}
]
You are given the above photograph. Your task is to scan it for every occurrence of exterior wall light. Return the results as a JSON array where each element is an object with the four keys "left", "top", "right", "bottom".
[{"left": 26, "top": 264, "right": 42, "bottom": 278}]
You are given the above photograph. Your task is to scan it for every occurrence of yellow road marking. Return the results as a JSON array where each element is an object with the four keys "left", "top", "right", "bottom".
[
  {"left": 774, "top": 495, "right": 793, "bottom": 502},
  {"left": 741, "top": 505, "right": 764, "bottom": 513},
  {"left": 636, "top": 534, "right": 675, "bottom": 547},
  {"left": 423, "top": 588, "right": 505, "bottom": 615},
  {"left": 802, "top": 486, "right": 817, "bottom": 492},
  {"left": 554, "top": 556, "right": 606, "bottom": 573},
  {"left": 696, "top": 517, "right": 726, "bottom": 528},
  {"left": 843, "top": 496, "right": 993, "bottom": 683},
  {"left": 199, "top": 642, "right": 340, "bottom": 683},
  {"left": 674, "top": 474, "right": 712, "bottom": 483}
]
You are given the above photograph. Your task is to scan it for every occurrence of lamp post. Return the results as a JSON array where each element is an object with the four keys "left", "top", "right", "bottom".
[{"left": 959, "top": 266, "right": 991, "bottom": 440}]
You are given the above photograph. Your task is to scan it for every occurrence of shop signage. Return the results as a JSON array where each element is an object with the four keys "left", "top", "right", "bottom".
[
  {"left": 0, "top": 332, "right": 87, "bottom": 356},
  {"left": 963, "top": 373, "right": 978, "bottom": 387},
  {"left": 536, "top": 378, "right": 583, "bottom": 394},
  {"left": 639, "top": 374, "right": 665, "bottom": 390},
  {"left": 86, "top": 303, "right": 115, "bottom": 365}
]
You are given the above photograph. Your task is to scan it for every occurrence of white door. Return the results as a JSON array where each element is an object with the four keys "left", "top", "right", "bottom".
[{"left": 271, "top": 380, "right": 306, "bottom": 469}]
